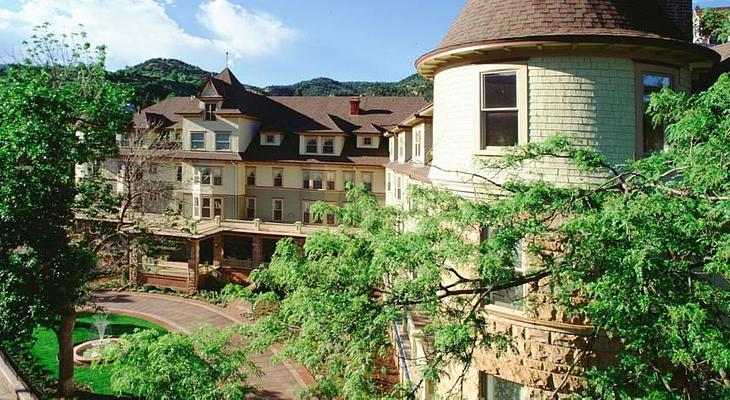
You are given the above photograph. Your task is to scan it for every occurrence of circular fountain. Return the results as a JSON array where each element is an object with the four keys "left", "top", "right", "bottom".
[{"left": 73, "top": 313, "right": 123, "bottom": 365}]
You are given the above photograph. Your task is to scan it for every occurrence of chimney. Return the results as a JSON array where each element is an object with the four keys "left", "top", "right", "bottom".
[
  {"left": 658, "top": 0, "right": 692, "bottom": 42},
  {"left": 350, "top": 96, "right": 361, "bottom": 115}
]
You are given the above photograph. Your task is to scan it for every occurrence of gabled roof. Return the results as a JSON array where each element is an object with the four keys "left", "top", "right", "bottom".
[
  {"left": 133, "top": 96, "right": 199, "bottom": 129},
  {"left": 436, "top": 0, "right": 690, "bottom": 53}
]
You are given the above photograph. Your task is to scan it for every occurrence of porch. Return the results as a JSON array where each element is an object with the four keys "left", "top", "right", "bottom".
[{"left": 132, "top": 218, "right": 312, "bottom": 293}]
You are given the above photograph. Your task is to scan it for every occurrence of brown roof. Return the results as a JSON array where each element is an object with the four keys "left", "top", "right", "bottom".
[
  {"left": 386, "top": 162, "right": 432, "bottom": 184},
  {"left": 132, "top": 69, "right": 426, "bottom": 166},
  {"left": 429, "top": 0, "right": 693, "bottom": 57},
  {"left": 133, "top": 96, "right": 199, "bottom": 129},
  {"left": 713, "top": 42, "right": 730, "bottom": 62}
]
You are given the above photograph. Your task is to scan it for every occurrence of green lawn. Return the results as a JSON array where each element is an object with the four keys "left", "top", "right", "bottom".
[{"left": 30, "top": 312, "right": 166, "bottom": 395}]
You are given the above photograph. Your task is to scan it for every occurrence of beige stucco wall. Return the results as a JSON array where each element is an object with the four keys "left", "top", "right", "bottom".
[{"left": 182, "top": 115, "right": 260, "bottom": 152}]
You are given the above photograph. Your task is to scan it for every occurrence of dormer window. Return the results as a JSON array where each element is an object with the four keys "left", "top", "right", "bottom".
[
  {"left": 322, "top": 138, "right": 334, "bottom": 154},
  {"left": 481, "top": 72, "right": 518, "bottom": 148},
  {"left": 265, "top": 135, "right": 275, "bottom": 144},
  {"left": 191, "top": 132, "right": 205, "bottom": 150},
  {"left": 306, "top": 138, "right": 318, "bottom": 153},
  {"left": 204, "top": 103, "right": 217, "bottom": 121},
  {"left": 215, "top": 132, "right": 230, "bottom": 151},
  {"left": 363, "top": 137, "right": 372, "bottom": 146}
]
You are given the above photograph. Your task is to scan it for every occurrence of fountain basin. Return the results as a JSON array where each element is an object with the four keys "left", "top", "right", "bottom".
[{"left": 73, "top": 338, "right": 123, "bottom": 365}]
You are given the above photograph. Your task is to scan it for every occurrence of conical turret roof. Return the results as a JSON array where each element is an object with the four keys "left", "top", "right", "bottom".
[{"left": 436, "top": 0, "right": 687, "bottom": 53}]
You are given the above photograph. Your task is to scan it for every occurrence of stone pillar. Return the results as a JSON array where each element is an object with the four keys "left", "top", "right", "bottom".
[
  {"left": 252, "top": 236, "right": 263, "bottom": 269},
  {"left": 213, "top": 234, "right": 223, "bottom": 268},
  {"left": 187, "top": 240, "right": 200, "bottom": 295}
]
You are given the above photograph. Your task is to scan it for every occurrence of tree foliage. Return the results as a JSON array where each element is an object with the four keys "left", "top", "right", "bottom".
[
  {"left": 0, "top": 24, "right": 131, "bottom": 395},
  {"left": 101, "top": 327, "right": 259, "bottom": 400},
  {"left": 699, "top": 8, "right": 730, "bottom": 43},
  {"left": 243, "top": 76, "right": 730, "bottom": 399}
]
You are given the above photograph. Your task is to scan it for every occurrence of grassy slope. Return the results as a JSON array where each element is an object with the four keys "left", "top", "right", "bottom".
[{"left": 30, "top": 312, "right": 166, "bottom": 395}]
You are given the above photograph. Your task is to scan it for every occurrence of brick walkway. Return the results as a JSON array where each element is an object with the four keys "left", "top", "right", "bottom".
[{"left": 92, "top": 291, "right": 313, "bottom": 400}]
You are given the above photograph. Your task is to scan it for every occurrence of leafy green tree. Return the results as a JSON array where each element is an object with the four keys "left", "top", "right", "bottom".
[
  {"left": 0, "top": 25, "right": 131, "bottom": 396},
  {"left": 101, "top": 327, "right": 258, "bottom": 400},
  {"left": 243, "top": 75, "right": 730, "bottom": 398},
  {"left": 699, "top": 8, "right": 730, "bottom": 43}
]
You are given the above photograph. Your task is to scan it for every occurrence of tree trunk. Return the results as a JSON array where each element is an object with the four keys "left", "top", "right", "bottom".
[{"left": 56, "top": 306, "right": 77, "bottom": 398}]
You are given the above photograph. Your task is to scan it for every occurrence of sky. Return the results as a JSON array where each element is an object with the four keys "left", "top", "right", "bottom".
[{"left": 0, "top": 0, "right": 727, "bottom": 87}]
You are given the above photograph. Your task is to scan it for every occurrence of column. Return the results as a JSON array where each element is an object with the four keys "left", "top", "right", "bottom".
[
  {"left": 213, "top": 234, "right": 223, "bottom": 268},
  {"left": 252, "top": 236, "right": 263, "bottom": 269},
  {"left": 187, "top": 239, "right": 200, "bottom": 294}
]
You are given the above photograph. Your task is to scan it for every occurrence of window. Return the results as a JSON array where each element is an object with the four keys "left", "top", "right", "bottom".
[
  {"left": 322, "top": 138, "right": 334, "bottom": 154},
  {"left": 213, "top": 198, "right": 223, "bottom": 218},
  {"left": 396, "top": 176, "right": 402, "bottom": 200},
  {"left": 303, "top": 170, "right": 324, "bottom": 190},
  {"left": 193, "top": 197, "right": 200, "bottom": 219},
  {"left": 326, "top": 171, "right": 335, "bottom": 190},
  {"left": 204, "top": 103, "right": 217, "bottom": 121},
  {"left": 306, "top": 137, "right": 318, "bottom": 153},
  {"left": 362, "top": 172, "right": 373, "bottom": 192},
  {"left": 389, "top": 138, "right": 395, "bottom": 161},
  {"left": 120, "top": 134, "right": 131, "bottom": 147},
  {"left": 414, "top": 130, "right": 421, "bottom": 158},
  {"left": 490, "top": 239, "right": 526, "bottom": 311},
  {"left": 246, "top": 167, "right": 256, "bottom": 186},
  {"left": 195, "top": 167, "right": 222, "bottom": 186},
  {"left": 481, "top": 72, "right": 518, "bottom": 148},
  {"left": 302, "top": 201, "right": 334, "bottom": 225},
  {"left": 212, "top": 167, "right": 223, "bottom": 186},
  {"left": 176, "top": 165, "right": 183, "bottom": 182},
  {"left": 265, "top": 134, "right": 276, "bottom": 144},
  {"left": 386, "top": 172, "right": 391, "bottom": 192},
  {"left": 639, "top": 69, "right": 674, "bottom": 155},
  {"left": 398, "top": 135, "right": 405, "bottom": 160},
  {"left": 245, "top": 197, "right": 256, "bottom": 220},
  {"left": 313, "top": 171, "right": 323, "bottom": 190},
  {"left": 479, "top": 372, "right": 522, "bottom": 400},
  {"left": 201, "top": 198, "right": 211, "bottom": 219},
  {"left": 363, "top": 137, "right": 373, "bottom": 146},
  {"left": 273, "top": 168, "right": 283, "bottom": 187},
  {"left": 148, "top": 163, "right": 158, "bottom": 174},
  {"left": 191, "top": 132, "right": 205, "bottom": 150},
  {"left": 343, "top": 171, "right": 354, "bottom": 189},
  {"left": 302, "top": 202, "right": 314, "bottom": 224},
  {"left": 272, "top": 199, "right": 284, "bottom": 222},
  {"left": 215, "top": 132, "right": 230, "bottom": 151}
]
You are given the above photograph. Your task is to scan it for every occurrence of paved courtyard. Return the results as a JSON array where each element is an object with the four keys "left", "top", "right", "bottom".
[
  {"left": 0, "top": 377, "right": 13, "bottom": 400},
  {"left": 92, "top": 291, "right": 313, "bottom": 400}
]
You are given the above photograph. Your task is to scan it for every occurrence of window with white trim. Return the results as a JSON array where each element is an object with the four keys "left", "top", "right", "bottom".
[
  {"left": 396, "top": 176, "right": 402, "bottom": 200},
  {"left": 265, "top": 134, "right": 276, "bottom": 144},
  {"left": 204, "top": 103, "right": 217, "bottom": 121},
  {"left": 193, "top": 196, "right": 200, "bottom": 219},
  {"left": 176, "top": 165, "right": 183, "bottom": 182},
  {"left": 326, "top": 171, "right": 335, "bottom": 190},
  {"left": 246, "top": 167, "right": 256, "bottom": 186},
  {"left": 302, "top": 201, "right": 335, "bottom": 225},
  {"left": 305, "top": 137, "right": 318, "bottom": 153},
  {"left": 362, "top": 172, "right": 373, "bottom": 192},
  {"left": 481, "top": 72, "right": 518, "bottom": 148},
  {"left": 414, "top": 129, "right": 422, "bottom": 159},
  {"left": 363, "top": 137, "right": 372, "bottom": 146},
  {"left": 245, "top": 197, "right": 256, "bottom": 220},
  {"left": 191, "top": 132, "right": 205, "bottom": 150},
  {"left": 273, "top": 168, "right": 283, "bottom": 187},
  {"left": 322, "top": 138, "right": 334, "bottom": 154},
  {"left": 215, "top": 132, "right": 231, "bottom": 151},
  {"left": 194, "top": 166, "right": 222, "bottom": 186},
  {"left": 302, "top": 170, "right": 324, "bottom": 190},
  {"left": 272, "top": 199, "right": 284, "bottom": 222},
  {"left": 201, "top": 198, "right": 211, "bottom": 219},
  {"left": 386, "top": 172, "right": 391, "bottom": 192},
  {"left": 637, "top": 64, "right": 676, "bottom": 156}
]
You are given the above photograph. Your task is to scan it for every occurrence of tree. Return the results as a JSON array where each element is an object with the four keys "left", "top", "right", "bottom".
[
  {"left": 699, "top": 8, "right": 730, "bottom": 43},
  {"left": 242, "top": 75, "right": 730, "bottom": 399},
  {"left": 0, "top": 25, "right": 131, "bottom": 397},
  {"left": 100, "top": 327, "right": 259, "bottom": 400}
]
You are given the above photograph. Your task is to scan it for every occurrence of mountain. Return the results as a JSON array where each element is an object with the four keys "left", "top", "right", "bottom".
[{"left": 112, "top": 58, "right": 432, "bottom": 108}]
